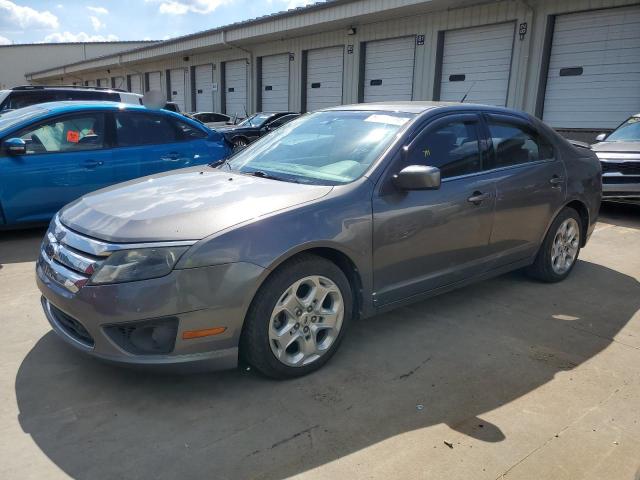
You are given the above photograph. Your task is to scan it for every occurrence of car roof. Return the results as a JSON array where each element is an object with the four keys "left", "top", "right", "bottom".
[{"left": 322, "top": 101, "right": 527, "bottom": 117}]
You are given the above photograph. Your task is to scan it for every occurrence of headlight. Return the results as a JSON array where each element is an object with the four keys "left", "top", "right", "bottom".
[{"left": 90, "top": 246, "right": 189, "bottom": 284}]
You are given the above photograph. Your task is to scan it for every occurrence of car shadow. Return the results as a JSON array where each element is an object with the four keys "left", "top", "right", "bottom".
[
  {"left": 599, "top": 202, "right": 640, "bottom": 230},
  {"left": 0, "top": 227, "right": 46, "bottom": 266},
  {"left": 15, "top": 259, "right": 640, "bottom": 480}
]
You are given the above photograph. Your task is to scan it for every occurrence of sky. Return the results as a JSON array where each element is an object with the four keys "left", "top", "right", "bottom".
[{"left": 0, "top": 0, "right": 316, "bottom": 45}]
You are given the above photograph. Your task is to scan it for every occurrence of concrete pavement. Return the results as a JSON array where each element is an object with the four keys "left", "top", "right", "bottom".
[{"left": 1, "top": 203, "right": 639, "bottom": 480}]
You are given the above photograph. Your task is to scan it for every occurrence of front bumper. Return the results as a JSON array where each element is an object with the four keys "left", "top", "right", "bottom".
[{"left": 37, "top": 254, "right": 265, "bottom": 372}]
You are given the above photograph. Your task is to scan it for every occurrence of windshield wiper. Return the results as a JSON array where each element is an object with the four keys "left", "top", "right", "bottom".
[{"left": 246, "top": 170, "right": 299, "bottom": 183}]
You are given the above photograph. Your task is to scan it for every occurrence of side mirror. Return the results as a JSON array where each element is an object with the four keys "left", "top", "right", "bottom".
[
  {"left": 595, "top": 133, "right": 607, "bottom": 142},
  {"left": 4, "top": 138, "right": 26, "bottom": 155},
  {"left": 393, "top": 165, "right": 441, "bottom": 190}
]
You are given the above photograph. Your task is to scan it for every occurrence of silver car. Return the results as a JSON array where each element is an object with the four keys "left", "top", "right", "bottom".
[{"left": 36, "top": 102, "right": 602, "bottom": 378}]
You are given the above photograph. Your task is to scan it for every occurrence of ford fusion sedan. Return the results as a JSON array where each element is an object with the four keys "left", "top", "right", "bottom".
[
  {"left": 0, "top": 101, "right": 230, "bottom": 227},
  {"left": 592, "top": 114, "right": 640, "bottom": 202},
  {"left": 37, "top": 102, "right": 601, "bottom": 379}
]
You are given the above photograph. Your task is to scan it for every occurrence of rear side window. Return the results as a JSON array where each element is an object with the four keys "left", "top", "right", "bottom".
[
  {"left": 407, "top": 118, "right": 482, "bottom": 179},
  {"left": 17, "top": 113, "right": 105, "bottom": 154},
  {"left": 115, "top": 112, "right": 178, "bottom": 147},
  {"left": 3, "top": 91, "right": 61, "bottom": 111},
  {"left": 60, "top": 90, "right": 118, "bottom": 102},
  {"left": 269, "top": 114, "right": 299, "bottom": 128},
  {"left": 174, "top": 119, "right": 208, "bottom": 140},
  {"left": 486, "top": 119, "right": 554, "bottom": 170}
]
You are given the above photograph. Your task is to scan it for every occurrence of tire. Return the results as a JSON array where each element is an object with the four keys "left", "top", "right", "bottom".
[
  {"left": 527, "top": 207, "right": 582, "bottom": 283},
  {"left": 240, "top": 254, "right": 353, "bottom": 379}
]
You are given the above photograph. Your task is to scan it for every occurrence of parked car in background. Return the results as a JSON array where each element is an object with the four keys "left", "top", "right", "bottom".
[
  {"left": 36, "top": 102, "right": 601, "bottom": 379},
  {"left": 190, "top": 112, "right": 232, "bottom": 129},
  {"left": 218, "top": 111, "right": 300, "bottom": 149},
  {"left": 0, "top": 85, "right": 141, "bottom": 114},
  {"left": 592, "top": 114, "right": 640, "bottom": 203},
  {"left": 0, "top": 101, "right": 230, "bottom": 227}
]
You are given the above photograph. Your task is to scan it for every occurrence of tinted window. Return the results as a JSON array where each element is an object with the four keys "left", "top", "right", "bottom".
[
  {"left": 408, "top": 119, "right": 482, "bottom": 178},
  {"left": 4, "top": 91, "right": 61, "bottom": 111},
  {"left": 115, "top": 112, "right": 178, "bottom": 147},
  {"left": 61, "top": 90, "right": 118, "bottom": 102},
  {"left": 269, "top": 114, "right": 299, "bottom": 128},
  {"left": 17, "top": 114, "right": 105, "bottom": 154},
  {"left": 486, "top": 119, "right": 554, "bottom": 169},
  {"left": 210, "top": 113, "right": 229, "bottom": 122},
  {"left": 175, "top": 120, "right": 208, "bottom": 140}
]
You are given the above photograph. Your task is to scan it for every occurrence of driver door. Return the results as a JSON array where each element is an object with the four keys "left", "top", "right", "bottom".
[
  {"left": 372, "top": 113, "right": 497, "bottom": 306},
  {"left": 0, "top": 112, "right": 111, "bottom": 224}
]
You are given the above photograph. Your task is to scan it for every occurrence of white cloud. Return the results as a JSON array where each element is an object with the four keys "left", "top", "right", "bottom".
[
  {"left": 146, "top": 0, "right": 233, "bottom": 15},
  {"left": 0, "top": 34, "right": 11, "bottom": 45},
  {"left": 0, "top": 0, "right": 59, "bottom": 29},
  {"left": 43, "top": 31, "right": 118, "bottom": 43},
  {"left": 90, "top": 15, "right": 104, "bottom": 31},
  {"left": 87, "top": 6, "right": 108, "bottom": 15},
  {"left": 285, "top": 0, "right": 313, "bottom": 8}
]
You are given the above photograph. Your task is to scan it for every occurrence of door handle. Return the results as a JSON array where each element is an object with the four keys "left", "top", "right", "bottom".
[
  {"left": 83, "top": 160, "right": 103, "bottom": 169},
  {"left": 549, "top": 175, "right": 564, "bottom": 187},
  {"left": 467, "top": 191, "right": 491, "bottom": 205},
  {"left": 161, "top": 152, "right": 181, "bottom": 161}
]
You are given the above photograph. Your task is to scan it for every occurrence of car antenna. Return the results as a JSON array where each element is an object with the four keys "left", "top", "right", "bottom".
[{"left": 460, "top": 81, "right": 477, "bottom": 103}]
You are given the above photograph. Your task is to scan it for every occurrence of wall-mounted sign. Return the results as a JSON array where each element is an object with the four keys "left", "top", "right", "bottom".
[
  {"left": 519, "top": 22, "right": 528, "bottom": 40},
  {"left": 347, "top": 45, "right": 354, "bottom": 54},
  {"left": 416, "top": 35, "right": 425, "bottom": 45}
]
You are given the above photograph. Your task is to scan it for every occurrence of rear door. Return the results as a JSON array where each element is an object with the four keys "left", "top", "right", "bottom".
[
  {"left": 482, "top": 114, "right": 565, "bottom": 266},
  {"left": 372, "top": 113, "right": 496, "bottom": 306},
  {"left": 0, "top": 112, "right": 111, "bottom": 224}
]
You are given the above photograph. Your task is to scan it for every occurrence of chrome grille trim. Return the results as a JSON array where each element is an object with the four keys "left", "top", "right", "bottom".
[{"left": 37, "top": 249, "right": 89, "bottom": 293}]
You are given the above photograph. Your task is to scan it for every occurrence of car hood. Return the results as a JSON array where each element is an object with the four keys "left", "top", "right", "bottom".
[
  {"left": 591, "top": 141, "right": 640, "bottom": 153},
  {"left": 59, "top": 166, "right": 333, "bottom": 243}
]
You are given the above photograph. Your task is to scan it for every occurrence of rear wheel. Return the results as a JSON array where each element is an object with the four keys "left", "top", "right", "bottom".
[
  {"left": 527, "top": 207, "right": 582, "bottom": 282},
  {"left": 240, "top": 254, "right": 352, "bottom": 379}
]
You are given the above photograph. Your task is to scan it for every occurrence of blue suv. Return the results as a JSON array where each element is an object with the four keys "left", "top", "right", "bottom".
[{"left": 0, "top": 101, "right": 231, "bottom": 227}]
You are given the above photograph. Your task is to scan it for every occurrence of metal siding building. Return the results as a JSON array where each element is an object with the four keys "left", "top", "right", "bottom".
[
  {"left": 25, "top": 0, "right": 640, "bottom": 139},
  {"left": 0, "top": 41, "right": 156, "bottom": 90}
]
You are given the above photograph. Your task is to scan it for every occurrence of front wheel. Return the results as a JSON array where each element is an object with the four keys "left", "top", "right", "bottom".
[
  {"left": 527, "top": 207, "right": 582, "bottom": 282},
  {"left": 240, "top": 254, "right": 352, "bottom": 379}
]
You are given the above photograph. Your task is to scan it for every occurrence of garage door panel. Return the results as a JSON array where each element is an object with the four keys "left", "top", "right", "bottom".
[
  {"left": 129, "top": 74, "right": 143, "bottom": 94},
  {"left": 147, "top": 72, "right": 162, "bottom": 93},
  {"left": 364, "top": 36, "right": 415, "bottom": 103},
  {"left": 169, "top": 69, "right": 187, "bottom": 112},
  {"left": 439, "top": 23, "right": 515, "bottom": 107},
  {"left": 225, "top": 59, "right": 247, "bottom": 117},
  {"left": 261, "top": 54, "right": 289, "bottom": 112},
  {"left": 195, "top": 64, "right": 214, "bottom": 112},
  {"left": 543, "top": 5, "right": 640, "bottom": 129}
]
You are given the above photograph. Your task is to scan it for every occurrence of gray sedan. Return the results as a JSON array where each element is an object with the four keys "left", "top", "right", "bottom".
[{"left": 36, "top": 102, "right": 602, "bottom": 378}]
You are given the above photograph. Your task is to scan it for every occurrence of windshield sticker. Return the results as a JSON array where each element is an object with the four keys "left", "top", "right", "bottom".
[
  {"left": 66, "top": 130, "right": 80, "bottom": 143},
  {"left": 364, "top": 114, "right": 411, "bottom": 126}
]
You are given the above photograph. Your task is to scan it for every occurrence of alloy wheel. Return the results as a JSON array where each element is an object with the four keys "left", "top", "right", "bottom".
[{"left": 551, "top": 217, "right": 580, "bottom": 275}]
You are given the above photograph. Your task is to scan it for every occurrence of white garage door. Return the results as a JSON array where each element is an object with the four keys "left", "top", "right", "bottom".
[
  {"left": 147, "top": 71, "right": 162, "bottom": 93},
  {"left": 195, "top": 64, "right": 214, "bottom": 112},
  {"left": 111, "top": 76, "right": 125, "bottom": 90},
  {"left": 128, "top": 74, "right": 143, "bottom": 95},
  {"left": 306, "top": 46, "right": 344, "bottom": 112},
  {"left": 86, "top": 80, "right": 96, "bottom": 87},
  {"left": 224, "top": 59, "right": 247, "bottom": 117},
  {"left": 439, "top": 23, "right": 515, "bottom": 106},
  {"left": 169, "top": 68, "right": 187, "bottom": 112},
  {"left": 364, "top": 36, "right": 415, "bottom": 103},
  {"left": 261, "top": 54, "right": 290, "bottom": 111},
  {"left": 97, "top": 78, "right": 108, "bottom": 88},
  {"left": 543, "top": 6, "right": 640, "bottom": 129}
]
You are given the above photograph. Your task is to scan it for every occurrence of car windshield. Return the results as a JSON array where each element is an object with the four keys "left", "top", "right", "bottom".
[
  {"left": 0, "top": 106, "right": 47, "bottom": 132},
  {"left": 606, "top": 116, "right": 640, "bottom": 142},
  {"left": 227, "top": 110, "right": 415, "bottom": 185},
  {"left": 237, "top": 113, "right": 272, "bottom": 127}
]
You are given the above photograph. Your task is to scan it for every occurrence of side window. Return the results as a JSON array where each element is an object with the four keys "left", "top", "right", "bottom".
[
  {"left": 62, "top": 90, "right": 118, "bottom": 102},
  {"left": 6, "top": 91, "right": 60, "bottom": 110},
  {"left": 269, "top": 114, "right": 298, "bottom": 128},
  {"left": 115, "top": 112, "right": 178, "bottom": 147},
  {"left": 211, "top": 114, "right": 229, "bottom": 122},
  {"left": 174, "top": 120, "right": 208, "bottom": 140},
  {"left": 407, "top": 119, "right": 482, "bottom": 179},
  {"left": 17, "top": 114, "right": 105, "bottom": 154},
  {"left": 486, "top": 119, "right": 554, "bottom": 170}
]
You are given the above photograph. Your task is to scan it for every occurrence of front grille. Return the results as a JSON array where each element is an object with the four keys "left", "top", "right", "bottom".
[
  {"left": 50, "top": 304, "right": 95, "bottom": 347},
  {"left": 603, "top": 177, "right": 640, "bottom": 184},
  {"left": 601, "top": 162, "right": 640, "bottom": 176}
]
